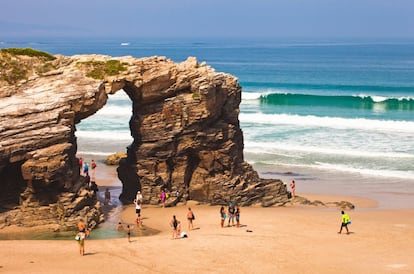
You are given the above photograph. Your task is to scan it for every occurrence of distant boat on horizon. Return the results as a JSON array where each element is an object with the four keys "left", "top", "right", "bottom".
[{"left": 120, "top": 42, "right": 130, "bottom": 46}]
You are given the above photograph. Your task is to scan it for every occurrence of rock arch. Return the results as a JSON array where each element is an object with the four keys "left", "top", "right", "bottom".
[{"left": 0, "top": 53, "right": 288, "bottom": 229}]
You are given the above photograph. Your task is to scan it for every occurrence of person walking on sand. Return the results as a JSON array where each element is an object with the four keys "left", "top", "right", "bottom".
[
  {"left": 228, "top": 202, "right": 235, "bottom": 226},
  {"left": 290, "top": 180, "right": 296, "bottom": 198},
  {"left": 187, "top": 207, "right": 195, "bottom": 231},
  {"left": 170, "top": 215, "right": 179, "bottom": 239},
  {"left": 338, "top": 210, "right": 351, "bottom": 234},
  {"left": 220, "top": 206, "right": 227, "bottom": 228},
  {"left": 235, "top": 204, "right": 240, "bottom": 227},
  {"left": 104, "top": 188, "right": 111, "bottom": 205}
]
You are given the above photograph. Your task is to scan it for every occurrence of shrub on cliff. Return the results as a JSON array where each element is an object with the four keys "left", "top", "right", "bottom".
[
  {"left": 0, "top": 48, "right": 57, "bottom": 85},
  {"left": 0, "top": 48, "right": 56, "bottom": 61},
  {"left": 78, "top": 59, "right": 128, "bottom": 79}
]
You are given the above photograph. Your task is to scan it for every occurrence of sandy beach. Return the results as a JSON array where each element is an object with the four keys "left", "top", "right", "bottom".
[{"left": 1, "top": 161, "right": 414, "bottom": 274}]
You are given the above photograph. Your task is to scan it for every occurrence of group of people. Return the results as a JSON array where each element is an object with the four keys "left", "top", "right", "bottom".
[
  {"left": 169, "top": 207, "right": 194, "bottom": 239},
  {"left": 75, "top": 179, "right": 352, "bottom": 254},
  {"left": 79, "top": 157, "right": 97, "bottom": 180},
  {"left": 220, "top": 202, "right": 240, "bottom": 228}
]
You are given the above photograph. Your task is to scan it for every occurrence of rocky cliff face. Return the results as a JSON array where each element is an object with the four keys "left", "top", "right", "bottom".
[{"left": 0, "top": 51, "right": 287, "bottom": 230}]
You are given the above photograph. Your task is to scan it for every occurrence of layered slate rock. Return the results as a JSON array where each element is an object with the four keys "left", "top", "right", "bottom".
[{"left": 0, "top": 51, "right": 287, "bottom": 230}]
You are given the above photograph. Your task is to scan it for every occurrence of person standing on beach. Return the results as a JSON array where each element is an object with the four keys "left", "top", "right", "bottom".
[
  {"left": 220, "top": 206, "right": 227, "bottom": 228},
  {"left": 228, "top": 202, "right": 235, "bottom": 226},
  {"left": 136, "top": 191, "right": 143, "bottom": 203},
  {"left": 79, "top": 157, "right": 83, "bottom": 176},
  {"left": 187, "top": 207, "right": 195, "bottom": 231},
  {"left": 170, "top": 215, "right": 179, "bottom": 239},
  {"left": 90, "top": 159, "right": 97, "bottom": 181},
  {"left": 76, "top": 219, "right": 88, "bottom": 255},
  {"left": 160, "top": 189, "right": 166, "bottom": 208},
  {"left": 290, "top": 180, "right": 296, "bottom": 198},
  {"left": 134, "top": 199, "right": 143, "bottom": 228},
  {"left": 76, "top": 231, "right": 86, "bottom": 256},
  {"left": 104, "top": 188, "right": 111, "bottom": 205},
  {"left": 83, "top": 161, "right": 89, "bottom": 177},
  {"left": 338, "top": 210, "right": 351, "bottom": 234},
  {"left": 235, "top": 204, "right": 240, "bottom": 227}
]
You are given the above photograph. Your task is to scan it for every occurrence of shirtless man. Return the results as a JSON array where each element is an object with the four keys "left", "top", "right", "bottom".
[{"left": 187, "top": 207, "right": 195, "bottom": 231}]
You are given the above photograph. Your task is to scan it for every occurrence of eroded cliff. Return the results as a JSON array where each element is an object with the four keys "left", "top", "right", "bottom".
[{"left": 0, "top": 49, "right": 287, "bottom": 230}]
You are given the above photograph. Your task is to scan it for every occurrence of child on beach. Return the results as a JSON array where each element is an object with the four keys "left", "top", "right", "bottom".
[{"left": 220, "top": 206, "right": 227, "bottom": 228}]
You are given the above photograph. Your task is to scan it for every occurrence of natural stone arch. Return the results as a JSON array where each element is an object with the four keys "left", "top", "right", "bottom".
[{"left": 0, "top": 52, "right": 288, "bottom": 230}]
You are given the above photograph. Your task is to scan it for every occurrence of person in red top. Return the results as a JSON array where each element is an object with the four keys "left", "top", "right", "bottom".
[
  {"left": 91, "top": 159, "right": 97, "bottom": 180},
  {"left": 79, "top": 157, "right": 83, "bottom": 176}
]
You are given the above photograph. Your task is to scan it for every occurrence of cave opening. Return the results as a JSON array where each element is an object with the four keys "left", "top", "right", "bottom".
[{"left": 0, "top": 160, "right": 26, "bottom": 212}]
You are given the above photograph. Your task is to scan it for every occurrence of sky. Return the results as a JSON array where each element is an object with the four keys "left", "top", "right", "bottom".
[{"left": 1, "top": 0, "right": 414, "bottom": 38}]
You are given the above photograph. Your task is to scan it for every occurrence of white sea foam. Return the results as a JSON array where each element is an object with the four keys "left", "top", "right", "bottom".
[
  {"left": 76, "top": 130, "right": 132, "bottom": 141},
  {"left": 314, "top": 162, "right": 414, "bottom": 180},
  {"left": 253, "top": 161, "right": 414, "bottom": 180},
  {"left": 241, "top": 92, "right": 262, "bottom": 100},
  {"left": 93, "top": 105, "right": 132, "bottom": 117},
  {"left": 244, "top": 141, "right": 414, "bottom": 159},
  {"left": 356, "top": 94, "right": 414, "bottom": 101},
  {"left": 239, "top": 113, "right": 414, "bottom": 133},
  {"left": 77, "top": 151, "right": 113, "bottom": 156}
]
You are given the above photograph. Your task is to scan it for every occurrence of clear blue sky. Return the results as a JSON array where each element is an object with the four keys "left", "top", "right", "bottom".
[{"left": 1, "top": 0, "right": 414, "bottom": 38}]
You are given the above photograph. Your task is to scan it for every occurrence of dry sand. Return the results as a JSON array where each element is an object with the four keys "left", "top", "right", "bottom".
[{"left": 1, "top": 163, "right": 414, "bottom": 274}]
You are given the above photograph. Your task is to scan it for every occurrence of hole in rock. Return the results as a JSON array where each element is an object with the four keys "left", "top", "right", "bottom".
[
  {"left": 75, "top": 90, "right": 133, "bottom": 204},
  {"left": 0, "top": 160, "right": 26, "bottom": 211}
]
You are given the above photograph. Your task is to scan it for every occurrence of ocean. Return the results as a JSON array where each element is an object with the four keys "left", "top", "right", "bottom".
[{"left": 2, "top": 37, "right": 414, "bottom": 207}]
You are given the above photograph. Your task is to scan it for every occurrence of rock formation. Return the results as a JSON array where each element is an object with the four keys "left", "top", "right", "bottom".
[{"left": 0, "top": 49, "right": 288, "bottom": 230}]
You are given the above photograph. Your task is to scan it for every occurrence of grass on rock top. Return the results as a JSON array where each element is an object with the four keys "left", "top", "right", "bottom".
[{"left": 77, "top": 60, "right": 128, "bottom": 79}]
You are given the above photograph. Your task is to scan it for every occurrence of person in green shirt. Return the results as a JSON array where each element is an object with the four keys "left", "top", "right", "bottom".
[{"left": 338, "top": 210, "right": 350, "bottom": 234}]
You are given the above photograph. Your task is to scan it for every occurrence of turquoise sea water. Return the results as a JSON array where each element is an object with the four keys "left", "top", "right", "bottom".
[{"left": 2, "top": 37, "right": 414, "bottom": 183}]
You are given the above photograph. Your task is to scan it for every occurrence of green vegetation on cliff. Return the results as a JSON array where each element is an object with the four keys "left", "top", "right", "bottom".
[
  {"left": 0, "top": 48, "right": 56, "bottom": 84},
  {"left": 1, "top": 48, "right": 56, "bottom": 61},
  {"left": 78, "top": 59, "right": 128, "bottom": 79}
]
